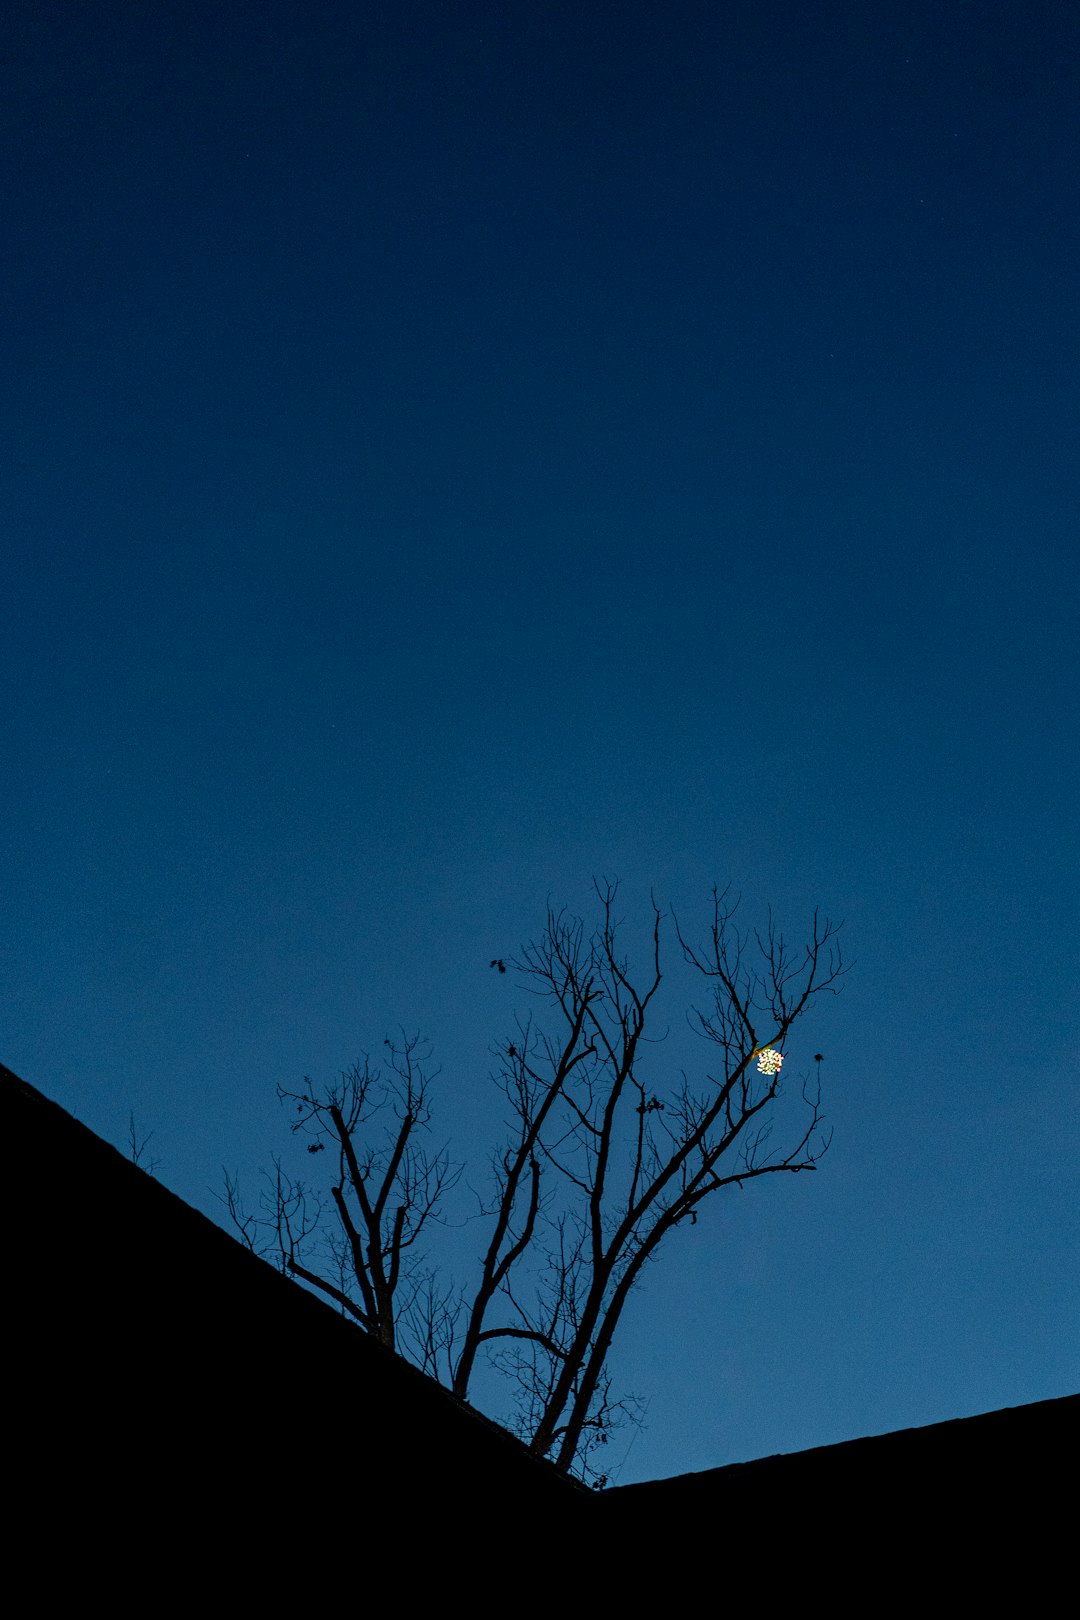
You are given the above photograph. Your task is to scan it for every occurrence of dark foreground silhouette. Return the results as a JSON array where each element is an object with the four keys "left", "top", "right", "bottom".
[{"left": 4, "top": 1061, "right": 1074, "bottom": 1598}]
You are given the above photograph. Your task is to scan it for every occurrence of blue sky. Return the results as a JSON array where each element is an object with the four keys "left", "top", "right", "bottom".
[{"left": 3, "top": 0, "right": 1078, "bottom": 1486}]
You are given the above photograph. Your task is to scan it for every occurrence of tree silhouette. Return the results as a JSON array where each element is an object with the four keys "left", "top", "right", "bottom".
[{"left": 223, "top": 880, "right": 846, "bottom": 1483}]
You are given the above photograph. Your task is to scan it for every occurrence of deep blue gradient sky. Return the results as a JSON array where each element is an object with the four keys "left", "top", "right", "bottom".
[{"left": 4, "top": 0, "right": 1078, "bottom": 1485}]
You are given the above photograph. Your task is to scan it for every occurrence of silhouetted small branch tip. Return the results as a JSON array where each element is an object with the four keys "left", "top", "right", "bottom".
[{"left": 127, "top": 1112, "right": 160, "bottom": 1175}]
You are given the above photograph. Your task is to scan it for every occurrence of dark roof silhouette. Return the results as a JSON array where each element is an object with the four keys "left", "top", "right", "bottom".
[
  {"left": 3, "top": 1061, "right": 586, "bottom": 1588},
  {"left": 598, "top": 1390, "right": 1079, "bottom": 1523},
  {"left": 5, "top": 1060, "right": 1075, "bottom": 1595}
]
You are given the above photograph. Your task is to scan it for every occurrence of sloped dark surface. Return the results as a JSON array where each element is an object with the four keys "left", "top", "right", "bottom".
[
  {"left": 600, "top": 1389, "right": 1079, "bottom": 1511},
  {"left": 2, "top": 1062, "right": 586, "bottom": 1588},
  {"left": 597, "top": 1388, "right": 1078, "bottom": 1593},
  {"left": 6, "top": 1059, "right": 1074, "bottom": 1597}
]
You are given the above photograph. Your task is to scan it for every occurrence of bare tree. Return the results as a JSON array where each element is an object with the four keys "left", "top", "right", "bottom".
[
  {"left": 225, "top": 881, "right": 845, "bottom": 1483},
  {"left": 221, "top": 1032, "right": 461, "bottom": 1359}
]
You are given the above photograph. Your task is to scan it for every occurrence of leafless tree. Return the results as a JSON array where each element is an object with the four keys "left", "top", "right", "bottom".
[
  {"left": 220, "top": 1032, "right": 461, "bottom": 1358},
  {"left": 225, "top": 881, "right": 845, "bottom": 1483}
]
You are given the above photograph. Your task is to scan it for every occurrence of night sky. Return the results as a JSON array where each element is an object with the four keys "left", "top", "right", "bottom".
[{"left": 4, "top": 0, "right": 1078, "bottom": 1486}]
